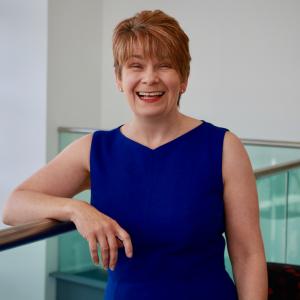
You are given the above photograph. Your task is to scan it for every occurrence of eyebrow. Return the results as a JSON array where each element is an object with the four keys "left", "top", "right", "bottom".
[
  {"left": 128, "top": 54, "right": 144, "bottom": 59},
  {"left": 128, "top": 54, "right": 171, "bottom": 61}
]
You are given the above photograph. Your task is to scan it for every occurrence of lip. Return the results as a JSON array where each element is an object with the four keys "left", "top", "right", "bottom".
[
  {"left": 139, "top": 97, "right": 161, "bottom": 103},
  {"left": 135, "top": 91, "right": 165, "bottom": 103}
]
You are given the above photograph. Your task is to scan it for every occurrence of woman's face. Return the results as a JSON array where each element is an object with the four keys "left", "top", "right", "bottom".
[{"left": 116, "top": 46, "right": 187, "bottom": 118}]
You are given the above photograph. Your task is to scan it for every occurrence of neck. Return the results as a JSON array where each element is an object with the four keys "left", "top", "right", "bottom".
[{"left": 125, "top": 111, "right": 187, "bottom": 147}]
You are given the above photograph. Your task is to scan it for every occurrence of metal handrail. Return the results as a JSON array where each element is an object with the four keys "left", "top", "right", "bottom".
[
  {"left": 0, "top": 219, "right": 75, "bottom": 251},
  {"left": 243, "top": 138, "right": 300, "bottom": 149},
  {"left": 255, "top": 159, "right": 300, "bottom": 178},
  {"left": 1, "top": 127, "right": 300, "bottom": 252},
  {"left": 58, "top": 127, "right": 97, "bottom": 134}
]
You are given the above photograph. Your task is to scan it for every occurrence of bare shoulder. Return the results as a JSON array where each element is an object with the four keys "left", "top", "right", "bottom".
[
  {"left": 222, "top": 131, "right": 254, "bottom": 185},
  {"left": 15, "top": 132, "right": 94, "bottom": 197},
  {"left": 53, "top": 132, "right": 93, "bottom": 173},
  {"left": 62, "top": 132, "right": 93, "bottom": 173}
]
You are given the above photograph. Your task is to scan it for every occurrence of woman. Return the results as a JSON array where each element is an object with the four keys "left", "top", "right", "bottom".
[{"left": 3, "top": 10, "right": 268, "bottom": 300}]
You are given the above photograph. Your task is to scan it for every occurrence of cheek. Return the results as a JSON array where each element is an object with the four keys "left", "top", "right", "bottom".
[
  {"left": 123, "top": 75, "right": 139, "bottom": 93},
  {"left": 167, "top": 80, "right": 181, "bottom": 93},
  {"left": 162, "top": 72, "right": 181, "bottom": 92}
]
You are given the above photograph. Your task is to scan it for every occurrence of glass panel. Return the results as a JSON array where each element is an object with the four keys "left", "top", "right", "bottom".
[
  {"left": 245, "top": 145, "right": 300, "bottom": 170},
  {"left": 257, "top": 173, "right": 287, "bottom": 263},
  {"left": 224, "top": 235, "right": 233, "bottom": 279},
  {"left": 287, "top": 167, "right": 300, "bottom": 264},
  {"left": 57, "top": 192, "right": 93, "bottom": 272},
  {"left": 59, "top": 131, "right": 86, "bottom": 150}
]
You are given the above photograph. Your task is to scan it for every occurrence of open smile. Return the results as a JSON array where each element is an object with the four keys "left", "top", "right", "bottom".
[{"left": 136, "top": 91, "right": 165, "bottom": 102}]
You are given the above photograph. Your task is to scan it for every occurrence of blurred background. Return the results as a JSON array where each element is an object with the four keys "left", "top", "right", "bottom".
[{"left": 0, "top": 0, "right": 299, "bottom": 299}]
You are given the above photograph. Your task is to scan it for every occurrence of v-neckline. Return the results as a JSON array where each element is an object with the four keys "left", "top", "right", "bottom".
[{"left": 117, "top": 120, "right": 206, "bottom": 152}]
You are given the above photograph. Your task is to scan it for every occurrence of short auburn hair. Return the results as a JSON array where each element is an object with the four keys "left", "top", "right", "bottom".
[{"left": 112, "top": 10, "right": 191, "bottom": 106}]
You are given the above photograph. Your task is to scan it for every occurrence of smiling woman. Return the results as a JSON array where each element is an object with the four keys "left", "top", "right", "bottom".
[{"left": 2, "top": 9, "right": 268, "bottom": 300}]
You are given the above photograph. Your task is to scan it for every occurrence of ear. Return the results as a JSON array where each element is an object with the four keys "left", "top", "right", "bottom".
[
  {"left": 115, "top": 70, "right": 123, "bottom": 92},
  {"left": 180, "top": 80, "right": 188, "bottom": 93}
]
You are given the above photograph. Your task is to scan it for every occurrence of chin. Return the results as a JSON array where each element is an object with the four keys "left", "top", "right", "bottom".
[{"left": 134, "top": 107, "right": 166, "bottom": 118}]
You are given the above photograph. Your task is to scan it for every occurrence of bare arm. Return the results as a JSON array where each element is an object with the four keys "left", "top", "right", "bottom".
[
  {"left": 222, "top": 131, "right": 268, "bottom": 300},
  {"left": 2, "top": 133, "right": 133, "bottom": 271},
  {"left": 2, "top": 133, "right": 91, "bottom": 225}
]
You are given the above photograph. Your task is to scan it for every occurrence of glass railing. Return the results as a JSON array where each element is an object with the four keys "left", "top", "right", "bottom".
[
  {"left": 225, "top": 143, "right": 300, "bottom": 278},
  {"left": 245, "top": 140, "right": 300, "bottom": 266},
  {"left": 245, "top": 143, "right": 300, "bottom": 169},
  {"left": 1, "top": 127, "right": 300, "bottom": 300}
]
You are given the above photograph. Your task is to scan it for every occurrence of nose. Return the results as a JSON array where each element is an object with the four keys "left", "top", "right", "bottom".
[{"left": 141, "top": 66, "right": 159, "bottom": 85}]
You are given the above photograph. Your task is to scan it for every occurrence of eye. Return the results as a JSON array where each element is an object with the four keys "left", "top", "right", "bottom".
[
  {"left": 159, "top": 63, "right": 172, "bottom": 69},
  {"left": 129, "top": 63, "right": 142, "bottom": 69}
]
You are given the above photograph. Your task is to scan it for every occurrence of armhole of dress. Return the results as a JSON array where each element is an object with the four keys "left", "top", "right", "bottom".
[
  {"left": 220, "top": 128, "right": 230, "bottom": 197},
  {"left": 89, "top": 130, "right": 98, "bottom": 206}
]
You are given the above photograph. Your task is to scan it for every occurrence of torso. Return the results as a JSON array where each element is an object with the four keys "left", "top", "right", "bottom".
[
  {"left": 84, "top": 116, "right": 203, "bottom": 190},
  {"left": 88, "top": 119, "right": 238, "bottom": 299}
]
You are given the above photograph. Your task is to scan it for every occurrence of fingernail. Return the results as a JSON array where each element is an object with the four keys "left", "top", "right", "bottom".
[{"left": 110, "top": 266, "right": 115, "bottom": 271}]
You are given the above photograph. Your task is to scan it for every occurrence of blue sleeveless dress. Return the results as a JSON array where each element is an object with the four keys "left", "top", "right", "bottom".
[{"left": 90, "top": 120, "right": 238, "bottom": 300}]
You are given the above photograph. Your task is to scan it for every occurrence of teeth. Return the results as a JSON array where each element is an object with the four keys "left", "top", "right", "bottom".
[{"left": 137, "top": 91, "right": 165, "bottom": 97}]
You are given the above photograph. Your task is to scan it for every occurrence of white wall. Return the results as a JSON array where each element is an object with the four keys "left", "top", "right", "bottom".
[
  {"left": 47, "top": 0, "right": 102, "bottom": 160},
  {"left": 100, "top": 0, "right": 300, "bottom": 142},
  {"left": 46, "top": 1, "right": 102, "bottom": 300},
  {"left": 0, "top": 0, "right": 48, "bottom": 299}
]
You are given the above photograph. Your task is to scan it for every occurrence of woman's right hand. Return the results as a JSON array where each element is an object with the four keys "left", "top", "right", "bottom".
[{"left": 71, "top": 200, "right": 133, "bottom": 271}]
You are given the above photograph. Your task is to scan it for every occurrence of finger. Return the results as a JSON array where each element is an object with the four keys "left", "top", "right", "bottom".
[
  {"left": 116, "top": 228, "right": 133, "bottom": 258},
  {"left": 88, "top": 237, "right": 100, "bottom": 265},
  {"left": 97, "top": 235, "right": 110, "bottom": 270},
  {"left": 117, "top": 238, "right": 124, "bottom": 248},
  {"left": 107, "top": 233, "right": 119, "bottom": 270}
]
